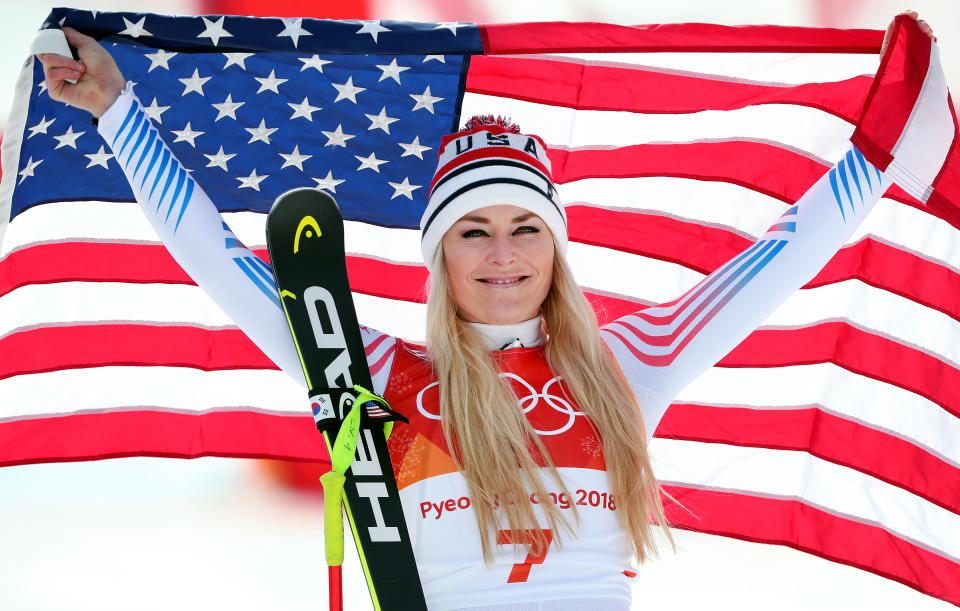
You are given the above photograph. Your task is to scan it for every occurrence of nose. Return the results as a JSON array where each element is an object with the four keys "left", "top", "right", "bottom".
[{"left": 486, "top": 234, "right": 517, "bottom": 266}]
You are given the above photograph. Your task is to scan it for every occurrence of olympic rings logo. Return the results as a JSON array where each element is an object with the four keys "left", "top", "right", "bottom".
[{"left": 415, "top": 374, "right": 584, "bottom": 436}]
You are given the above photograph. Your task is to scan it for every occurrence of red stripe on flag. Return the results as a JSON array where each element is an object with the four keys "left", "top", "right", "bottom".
[
  {"left": 9, "top": 215, "right": 959, "bottom": 328},
  {"left": 550, "top": 141, "right": 825, "bottom": 202},
  {"left": 0, "top": 241, "right": 960, "bottom": 370},
  {"left": 0, "top": 241, "right": 193, "bottom": 297},
  {"left": 467, "top": 55, "right": 871, "bottom": 121},
  {"left": 661, "top": 485, "right": 960, "bottom": 607},
  {"left": 657, "top": 403, "right": 960, "bottom": 515},
  {"left": 719, "top": 322, "right": 960, "bottom": 419},
  {"left": 551, "top": 142, "right": 954, "bottom": 226},
  {"left": 344, "top": 254, "right": 429, "bottom": 302},
  {"left": 568, "top": 205, "right": 752, "bottom": 272},
  {"left": 567, "top": 205, "right": 960, "bottom": 324},
  {"left": 0, "top": 410, "right": 328, "bottom": 468},
  {"left": 3, "top": 319, "right": 955, "bottom": 420},
  {"left": 805, "top": 237, "right": 960, "bottom": 325},
  {"left": 0, "top": 324, "right": 276, "bottom": 381},
  {"left": 479, "top": 23, "right": 883, "bottom": 55},
  {"left": 199, "top": 0, "right": 370, "bottom": 20}
]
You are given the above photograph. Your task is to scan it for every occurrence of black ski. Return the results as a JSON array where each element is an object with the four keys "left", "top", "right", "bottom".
[{"left": 265, "top": 187, "right": 426, "bottom": 610}]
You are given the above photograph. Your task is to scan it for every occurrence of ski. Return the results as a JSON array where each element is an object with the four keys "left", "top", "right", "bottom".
[{"left": 265, "top": 188, "right": 427, "bottom": 611}]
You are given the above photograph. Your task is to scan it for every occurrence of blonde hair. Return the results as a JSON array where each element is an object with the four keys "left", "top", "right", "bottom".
[{"left": 425, "top": 245, "right": 673, "bottom": 562}]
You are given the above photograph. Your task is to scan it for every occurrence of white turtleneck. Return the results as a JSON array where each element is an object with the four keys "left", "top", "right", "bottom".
[{"left": 466, "top": 316, "right": 545, "bottom": 351}]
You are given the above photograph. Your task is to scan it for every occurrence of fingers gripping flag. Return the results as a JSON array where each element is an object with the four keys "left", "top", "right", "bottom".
[
  {"left": 2, "top": 8, "right": 960, "bottom": 606},
  {"left": 852, "top": 14, "right": 960, "bottom": 227}
]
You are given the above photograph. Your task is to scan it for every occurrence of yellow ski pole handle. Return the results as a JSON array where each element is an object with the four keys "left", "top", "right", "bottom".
[
  {"left": 317, "top": 387, "right": 397, "bottom": 589},
  {"left": 319, "top": 470, "right": 347, "bottom": 566},
  {"left": 319, "top": 391, "right": 364, "bottom": 568}
]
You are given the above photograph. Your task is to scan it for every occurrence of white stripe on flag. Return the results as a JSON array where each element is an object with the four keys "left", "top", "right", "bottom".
[
  {"left": 462, "top": 91, "right": 854, "bottom": 162},
  {"left": 653, "top": 438, "right": 960, "bottom": 560},
  {"left": 676, "top": 363, "right": 960, "bottom": 466},
  {"left": 553, "top": 52, "right": 879, "bottom": 84},
  {"left": 0, "top": 367, "right": 304, "bottom": 420}
]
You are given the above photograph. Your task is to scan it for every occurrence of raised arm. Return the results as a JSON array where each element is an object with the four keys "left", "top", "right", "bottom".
[
  {"left": 602, "top": 11, "right": 939, "bottom": 436},
  {"left": 96, "top": 86, "right": 307, "bottom": 380},
  {"left": 37, "top": 28, "right": 399, "bottom": 392},
  {"left": 602, "top": 147, "right": 889, "bottom": 430}
]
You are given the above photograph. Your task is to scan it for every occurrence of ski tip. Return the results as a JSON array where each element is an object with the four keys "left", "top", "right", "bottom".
[{"left": 270, "top": 187, "right": 340, "bottom": 214}]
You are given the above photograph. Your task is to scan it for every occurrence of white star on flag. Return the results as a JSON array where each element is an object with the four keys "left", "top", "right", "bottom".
[
  {"left": 279, "top": 145, "right": 312, "bottom": 171},
  {"left": 17, "top": 157, "right": 42, "bottom": 185},
  {"left": 145, "top": 49, "right": 176, "bottom": 72},
  {"left": 355, "top": 20, "right": 390, "bottom": 43},
  {"left": 312, "top": 171, "right": 345, "bottom": 193},
  {"left": 434, "top": 22, "right": 464, "bottom": 36},
  {"left": 365, "top": 107, "right": 399, "bottom": 134},
  {"left": 410, "top": 85, "right": 443, "bottom": 113},
  {"left": 197, "top": 16, "right": 232, "bottom": 46},
  {"left": 26, "top": 116, "right": 55, "bottom": 139},
  {"left": 354, "top": 152, "right": 388, "bottom": 173},
  {"left": 254, "top": 69, "right": 288, "bottom": 94},
  {"left": 331, "top": 76, "right": 365, "bottom": 103},
  {"left": 423, "top": 55, "right": 445, "bottom": 63},
  {"left": 37, "top": 81, "right": 48, "bottom": 95},
  {"left": 204, "top": 146, "right": 236, "bottom": 171},
  {"left": 212, "top": 94, "right": 244, "bottom": 121},
  {"left": 171, "top": 122, "right": 204, "bottom": 147},
  {"left": 84, "top": 145, "right": 114, "bottom": 169},
  {"left": 179, "top": 68, "right": 210, "bottom": 96},
  {"left": 288, "top": 97, "right": 321, "bottom": 121},
  {"left": 245, "top": 119, "right": 278, "bottom": 144},
  {"left": 237, "top": 168, "right": 268, "bottom": 191},
  {"left": 142, "top": 98, "right": 170, "bottom": 123},
  {"left": 376, "top": 58, "right": 409, "bottom": 84},
  {"left": 321, "top": 124, "right": 354, "bottom": 147},
  {"left": 398, "top": 135, "right": 432, "bottom": 159},
  {"left": 388, "top": 177, "right": 421, "bottom": 200},
  {"left": 223, "top": 52, "right": 253, "bottom": 69},
  {"left": 53, "top": 125, "right": 84, "bottom": 149},
  {"left": 299, "top": 55, "right": 332, "bottom": 73},
  {"left": 277, "top": 17, "right": 312, "bottom": 48},
  {"left": 118, "top": 16, "right": 152, "bottom": 38}
]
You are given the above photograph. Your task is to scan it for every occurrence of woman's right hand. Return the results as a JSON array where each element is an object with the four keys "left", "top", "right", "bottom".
[{"left": 36, "top": 26, "right": 126, "bottom": 118}]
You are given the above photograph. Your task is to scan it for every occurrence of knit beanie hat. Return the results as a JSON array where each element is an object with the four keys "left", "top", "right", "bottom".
[{"left": 419, "top": 115, "right": 567, "bottom": 270}]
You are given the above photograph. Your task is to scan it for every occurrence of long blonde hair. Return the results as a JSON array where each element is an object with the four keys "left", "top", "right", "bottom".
[{"left": 425, "top": 245, "right": 673, "bottom": 562}]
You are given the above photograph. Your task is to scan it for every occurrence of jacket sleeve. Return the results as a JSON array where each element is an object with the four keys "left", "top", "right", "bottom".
[
  {"left": 602, "top": 146, "right": 891, "bottom": 434},
  {"left": 97, "top": 85, "right": 400, "bottom": 391}
]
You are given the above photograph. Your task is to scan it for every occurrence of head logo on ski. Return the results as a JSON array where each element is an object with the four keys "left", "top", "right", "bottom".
[{"left": 293, "top": 215, "right": 323, "bottom": 253}]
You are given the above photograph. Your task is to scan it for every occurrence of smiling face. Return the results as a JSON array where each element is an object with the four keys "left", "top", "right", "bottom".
[{"left": 440, "top": 205, "right": 555, "bottom": 325}]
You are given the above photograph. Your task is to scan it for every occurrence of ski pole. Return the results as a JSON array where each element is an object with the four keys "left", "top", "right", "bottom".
[{"left": 318, "top": 390, "right": 364, "bottom": 611}]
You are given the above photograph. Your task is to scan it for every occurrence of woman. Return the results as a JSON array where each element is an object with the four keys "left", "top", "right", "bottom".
[{"left": 38, "top": 13, "right": 937, "bottom": 611}]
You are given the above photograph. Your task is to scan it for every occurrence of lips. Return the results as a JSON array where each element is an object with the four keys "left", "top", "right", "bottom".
[{"left": 478, "top": 275, "right": 527, "bottom": 287}]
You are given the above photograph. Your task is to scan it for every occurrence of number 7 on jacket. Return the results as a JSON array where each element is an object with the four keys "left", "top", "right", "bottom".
[{"left": 496, "top": 529, "right": 555, "bottom": 583}]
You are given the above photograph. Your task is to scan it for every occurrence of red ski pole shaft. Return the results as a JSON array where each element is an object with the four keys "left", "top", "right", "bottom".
[{"left": 329, "top": 565, "right": 343, "bottom": 611}]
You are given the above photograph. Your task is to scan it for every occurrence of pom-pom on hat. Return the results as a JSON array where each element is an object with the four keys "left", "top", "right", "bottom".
[{"left": 419, "top": 115, "right": 566, "bottom": 270}]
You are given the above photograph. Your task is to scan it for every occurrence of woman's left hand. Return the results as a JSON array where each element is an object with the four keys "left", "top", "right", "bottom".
[{"left": 881, "top": 11, "right": 936, "bottom": 57}]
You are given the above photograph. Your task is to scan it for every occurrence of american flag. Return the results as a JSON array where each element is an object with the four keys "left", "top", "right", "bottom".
[{"left": 1, "top": 8, "right": 958, "bottom": 606}]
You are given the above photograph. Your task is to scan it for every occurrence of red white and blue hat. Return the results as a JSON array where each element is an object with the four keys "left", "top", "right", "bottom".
[{"left": 419, "top": 116, "right": 567, "bottom": 270}]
